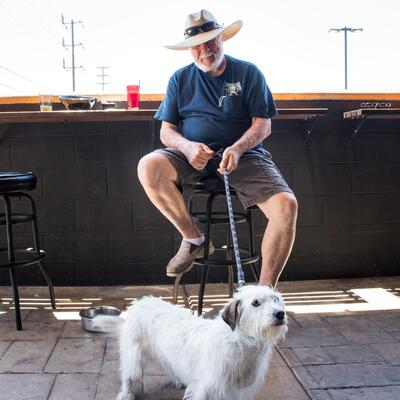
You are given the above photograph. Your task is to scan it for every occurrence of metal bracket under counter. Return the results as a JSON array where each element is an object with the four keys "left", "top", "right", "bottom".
[
  {"left": 274, "top": 108, "right": 328, "bottom": 148},
  {"left": 344, "top": 108, "right": 400, "bottom": 142}
]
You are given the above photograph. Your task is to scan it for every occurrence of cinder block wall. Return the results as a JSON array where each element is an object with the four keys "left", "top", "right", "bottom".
[
  {"left": 0, "top": 99, "right": 399, "bottom": 285},
  {"left": 271, "top": 100, "right": 400, "bottom": 281}
]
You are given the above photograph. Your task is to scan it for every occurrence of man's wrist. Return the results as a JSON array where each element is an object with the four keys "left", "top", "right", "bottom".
[
  {"left": 176, "top": 139, "right": 192, "bottom": 155},
  {"left": 231, "top": 142, "right": 246, "bottom": 156}
]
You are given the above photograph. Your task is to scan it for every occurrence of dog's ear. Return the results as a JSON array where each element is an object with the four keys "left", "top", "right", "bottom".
[{"left": 222, "top": 299, "right": 240, "bottom": 331}]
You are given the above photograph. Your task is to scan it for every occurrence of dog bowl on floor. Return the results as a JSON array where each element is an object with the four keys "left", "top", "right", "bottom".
[
  {"left": 59, "top": 95, "right": 97, "bottom": 110},
  {"left": 79, "top": 306, "right": 121, "bottom": 332}
]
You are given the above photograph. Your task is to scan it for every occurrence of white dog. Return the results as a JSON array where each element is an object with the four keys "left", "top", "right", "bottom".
[{"left": 94, "top": 284, "right": 287, "bottom": 400}]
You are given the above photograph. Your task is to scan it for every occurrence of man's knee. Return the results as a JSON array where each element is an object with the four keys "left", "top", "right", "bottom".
[
  {"left": 281, "top": 193, "right": 298, "bottom": 224},
  {"left": 259, "top": 192, "right": 298, "bottom": 226},
  {"left": 138, "top": 153, "right": 161, "bottom": 186},
  {"left": 137, "top": 152, "right": 176, "bottom": 187}
]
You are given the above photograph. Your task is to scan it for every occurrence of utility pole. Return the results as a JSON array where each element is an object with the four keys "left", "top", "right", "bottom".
[
  {"left": 62, "top": 14, "right": 84, "bottom": 92},
  {"left": 97, "top": 66, "right": 110, "bottom": 91},
  {"left": 329, "top": 27, "right": 363, "bottom": 90}
]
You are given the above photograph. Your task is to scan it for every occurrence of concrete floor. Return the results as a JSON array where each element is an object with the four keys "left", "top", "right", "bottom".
[{"left": 1, "top": 276, "right": 400, "bottom": 400}]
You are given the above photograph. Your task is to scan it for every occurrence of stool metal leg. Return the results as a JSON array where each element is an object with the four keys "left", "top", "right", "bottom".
[
  {"left": 28, "top": 194, "right": 56, "bottom": 310},
  {"left": 181, "top": 284, "right": 190, "bottom": 309},
  {"left": 250, "top": 263, "right": 260, "bottom": 282},
  {"left": 226, "top": 228, "right": 234, "bottom": 298},
  {"left": 173, "top": 275, "right": 182, "bottom": 304},
  {"left": 197, "top": 194, "right": 214, "bottom": 316},
  {"left": 3, "top": 195, "right": 22, "bottom": 330},
  {"left": 8, "top": 267, "right": 22, "bottom": 330},
  {"left": 248, "top": 209, "right": 260, "bottom": 281},
  {"left": 38, "top": 263, "right": 56, "bottom": 309},
  {"left": 198, "top": 266, "right": 209, "bottom": 315}
]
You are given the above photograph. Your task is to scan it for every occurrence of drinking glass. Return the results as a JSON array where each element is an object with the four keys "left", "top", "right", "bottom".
[
  {"left": 126, "top": 85, "right": 140, "bottom": 109},
  {"left": 39, "top": 94, "right": 53, "bottom": 112}
]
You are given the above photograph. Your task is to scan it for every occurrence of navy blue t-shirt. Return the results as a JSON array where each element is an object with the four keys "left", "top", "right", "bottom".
[{"left": 155, "top": 55, "right": 277, "bottom": 150}]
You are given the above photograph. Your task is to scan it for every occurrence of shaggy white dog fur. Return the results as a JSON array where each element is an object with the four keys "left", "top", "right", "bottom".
[{"left": 94, "top": 284, "right": 287, "bottom": 400}]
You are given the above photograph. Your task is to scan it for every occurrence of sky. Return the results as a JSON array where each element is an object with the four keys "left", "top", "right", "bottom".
[{"left": 0, "top": 0, "right": 399, "bottom": 96}]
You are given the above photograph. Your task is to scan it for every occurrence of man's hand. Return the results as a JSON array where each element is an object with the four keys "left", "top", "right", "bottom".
[
  {"left": 218, "top": 146, "right": 242, "bottom": 174},
  {"left": 183, "top": 142, "right": 214, "bottom": 170}
]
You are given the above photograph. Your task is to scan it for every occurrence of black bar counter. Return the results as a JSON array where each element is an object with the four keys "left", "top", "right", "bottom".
[
  {"left": 0, "top": 100, "right": 398, "bottom": 286},
  {"left": 0, "top": 107, "right": 328, "bottom": 124}
]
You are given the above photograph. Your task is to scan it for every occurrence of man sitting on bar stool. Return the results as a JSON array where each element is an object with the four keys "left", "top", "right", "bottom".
[{"left": 138, "top": 9, "right": 297, "bottom": 288}]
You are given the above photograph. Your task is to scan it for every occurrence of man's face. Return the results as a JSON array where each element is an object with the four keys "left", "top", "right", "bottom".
[{"left": 190, "top": 35, "right": 224, "bottom": 73}]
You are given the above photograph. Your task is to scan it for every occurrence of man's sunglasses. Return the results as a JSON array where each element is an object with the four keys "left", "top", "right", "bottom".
[{"left": 184, "top": 21, "right": 221, "bottom": 38}]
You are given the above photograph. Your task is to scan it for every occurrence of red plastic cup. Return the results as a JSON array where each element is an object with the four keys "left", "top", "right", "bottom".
[{"left": 127, "top": 85, "right": 140, "bottom": 109}]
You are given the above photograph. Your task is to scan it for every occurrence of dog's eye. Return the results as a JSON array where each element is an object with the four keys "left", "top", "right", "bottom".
[
  {"left": 273, "top": 296, "right": 279, "bottom": 303},
  {"left": 252, "top": 299, "right": 261, "bottom": 307}
]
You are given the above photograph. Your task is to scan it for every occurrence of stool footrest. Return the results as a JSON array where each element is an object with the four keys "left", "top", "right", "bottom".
[
  {"left": 0, "top": 249, "right": 45, "bottom": 269},
  {"left": 192, "top": 211, "right": 248, "bottom": 225},
  {"left": 194, "top": 254, "right": 259, "bottom": 267},
  {"left": 0, "top": 213, "right": 34, "bottom": 225}
]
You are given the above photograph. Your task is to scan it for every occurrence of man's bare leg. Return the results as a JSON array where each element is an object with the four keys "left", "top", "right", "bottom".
[
  {"left": 257, "top": 192, "right": 298, "bottom": 288},
  {"left": 137, "top": 152, "right": 201, "bottom": 239}
]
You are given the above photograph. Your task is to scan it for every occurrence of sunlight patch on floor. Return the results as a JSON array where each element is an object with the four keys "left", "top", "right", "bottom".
[
  {"left": 1, "top": 285, "right": 399, "bottom": 320},
  {"left": 286, "top": 287, "right": 400, "bottom": 314}
]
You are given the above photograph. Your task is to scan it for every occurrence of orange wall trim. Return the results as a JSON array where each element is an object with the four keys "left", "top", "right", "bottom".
[{"left": 1, "top": 93, "right": 400, "bottom": 105}]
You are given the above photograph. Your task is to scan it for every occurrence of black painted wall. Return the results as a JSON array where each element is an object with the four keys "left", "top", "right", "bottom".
[{"left": 0, "top": 98, "right": 399, "bottom": 285}]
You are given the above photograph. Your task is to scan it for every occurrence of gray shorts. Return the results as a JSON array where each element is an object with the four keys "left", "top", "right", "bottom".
[{"left": 154, "top": 147, "right": 294, "bottom": 209}]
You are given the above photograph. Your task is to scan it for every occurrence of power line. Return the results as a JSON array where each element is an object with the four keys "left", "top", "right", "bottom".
[
  {"left": 0, "top": 2, "right": 18, "bottom": 22},
  {"left": 41, "top": 0, "right": 60, "bottom": 15},
  {"left": 62, "top": 14, "right": 85, "bottom": 92},
  {"left": 97, "top": 66, "right": 110, "bottom": 91},
  {"left": 25, "top": 0, "right": 60, "bottom": 43},
  {"left": 0, "top": 65, "right": 56, "bottom": 91},
  {"left": 0, "top": 81, "right": 23, "bottom": 93},
  {"left": 0, "top": 1, "right": 60, "bottom": 53}
]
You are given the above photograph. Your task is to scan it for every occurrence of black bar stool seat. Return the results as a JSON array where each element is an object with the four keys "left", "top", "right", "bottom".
[
  {"left": 173, "top": 174, "right": 259, "bottom": 315},
  {"left": 0, "top": 172, "right": 37, "bottom": 192},
  {"left": 0, "top": 172, "right": 56, "bottom": 330}
]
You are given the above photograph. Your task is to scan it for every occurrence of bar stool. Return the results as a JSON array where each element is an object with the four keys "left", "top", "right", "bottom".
[
  {"left": 0, "top": 172, "right": 56, "bottom": 330},
  {"left": 173, "top": 175, "right": 259, "bottom": 315}
]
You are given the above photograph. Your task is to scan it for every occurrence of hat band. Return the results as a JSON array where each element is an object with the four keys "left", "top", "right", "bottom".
[{"left": 184, "top": 21, "right": 221, "bottom": 38}]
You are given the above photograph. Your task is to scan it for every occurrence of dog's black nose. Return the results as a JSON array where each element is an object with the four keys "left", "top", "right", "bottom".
[{"left": 274, "top": 311, "right": 285, "bottom": 321}]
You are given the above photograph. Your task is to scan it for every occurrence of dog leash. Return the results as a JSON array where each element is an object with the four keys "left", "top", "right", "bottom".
[
  {"left": 208, "top": 142, "right": 245, "bottom": 288},
  {"left": 223, "top": 170, "right": 245, "bottom": 288}
]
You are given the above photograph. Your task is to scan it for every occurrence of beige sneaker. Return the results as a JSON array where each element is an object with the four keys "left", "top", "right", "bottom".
[{"left": 166, "top": 240, "right": 215, "bottom": 277}]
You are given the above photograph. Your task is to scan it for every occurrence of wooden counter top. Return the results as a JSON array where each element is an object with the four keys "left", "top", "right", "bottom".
[{"left": 0, "top": 108, "right": 328, "bottom": 124}]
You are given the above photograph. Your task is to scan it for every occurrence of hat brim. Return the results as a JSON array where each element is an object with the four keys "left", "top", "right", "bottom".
[{"left": 165, "top": 20, "right": 242, "bottom": 50}]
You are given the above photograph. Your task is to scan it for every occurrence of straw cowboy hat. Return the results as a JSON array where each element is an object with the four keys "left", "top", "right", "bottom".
[{"left": 165, "top": 9, "right": 242, "bottom": 50}]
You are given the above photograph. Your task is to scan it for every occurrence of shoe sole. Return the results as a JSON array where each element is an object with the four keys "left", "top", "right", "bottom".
[{"left": 167, "top": 244, "right": 215, "bottom": 278}]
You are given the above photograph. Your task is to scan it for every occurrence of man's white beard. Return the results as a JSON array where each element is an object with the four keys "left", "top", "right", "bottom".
[{"left": 194, "top": 51, "right": 224, "bottom": 73}]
